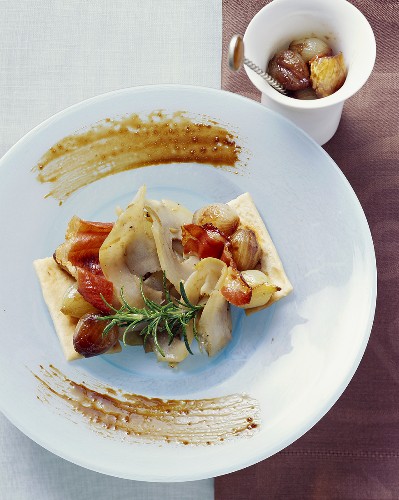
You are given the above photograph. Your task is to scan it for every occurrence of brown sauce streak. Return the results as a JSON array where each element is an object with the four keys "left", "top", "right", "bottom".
[
  {"left": 34, "top": 111, "right": 242, "bottom": 203},
  {"left": 34, "top": 365, "right": 260, "bottom": 446}
]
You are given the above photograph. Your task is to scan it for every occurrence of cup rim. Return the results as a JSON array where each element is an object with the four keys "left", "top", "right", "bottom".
[{"left": 243, "top": 0, "right": 376, "bottom": 110}]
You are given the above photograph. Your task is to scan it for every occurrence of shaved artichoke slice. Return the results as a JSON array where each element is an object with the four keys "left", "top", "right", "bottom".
[
  {"left": 154, "top": 258, "right": 228, "bottom": 364},
  {"left": 184, "top": 257, "right": 227, "bottom": 304},
  {"left": 145, "top": 198, "right": 198, "bottom": 290},
  {"left": 99, "top": 185, "right": 161, "bottom": 308},
  {"left": 196, "top": 265, "right": 232, "bottom": 357},
  {"left": 152, "top": 323, "right": 195, "bottom": 366}
]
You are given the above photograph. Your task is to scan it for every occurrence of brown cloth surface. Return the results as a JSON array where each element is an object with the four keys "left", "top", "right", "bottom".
[{"left": 217, "top": 1, "right": 399, "bottom": 499}]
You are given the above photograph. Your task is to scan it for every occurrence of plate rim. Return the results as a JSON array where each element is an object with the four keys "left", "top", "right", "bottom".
[{"left": 0, "top": 84, "right": 377, "bottom": 482}]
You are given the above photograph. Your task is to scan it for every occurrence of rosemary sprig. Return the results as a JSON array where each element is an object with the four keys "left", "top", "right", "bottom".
[{"left": 98, "top": 275, "right": 203, "bottom": 357}]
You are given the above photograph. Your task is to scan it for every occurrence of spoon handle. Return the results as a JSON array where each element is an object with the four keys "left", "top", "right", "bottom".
[{"left": 243, "top": 58, "right": 287, "bottom": 95}]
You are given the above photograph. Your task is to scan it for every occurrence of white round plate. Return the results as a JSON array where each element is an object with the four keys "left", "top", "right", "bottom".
[{"left": 0, "top": 85, "right": 376, "bottom": 481}]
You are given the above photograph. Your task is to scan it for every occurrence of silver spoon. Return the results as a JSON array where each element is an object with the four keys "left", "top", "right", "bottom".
[{"left": 228, "top": 34, "right": 287, "bottom": 95}]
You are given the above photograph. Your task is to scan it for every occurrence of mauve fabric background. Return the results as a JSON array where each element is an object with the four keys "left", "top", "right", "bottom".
[{"left": 217, "top": 1, "right": 399, "bottom": 499}]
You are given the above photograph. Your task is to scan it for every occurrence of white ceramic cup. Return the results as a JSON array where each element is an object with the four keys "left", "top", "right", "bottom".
[{"left": 243, "top": 0, "right": 376, "bottom": 145}]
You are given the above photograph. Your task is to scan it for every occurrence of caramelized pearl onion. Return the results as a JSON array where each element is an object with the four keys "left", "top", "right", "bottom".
[
  {"left": 240, "top": 270, "right": 279, "bottom": 309},
  {"left": 60, "top": 283, "right": 97, "bottom": 318},
  {"left": 289, "top": 37, "right": 332, "bottom": 63},
  {"left": 229, "top": 228, "right": 261, "bottom": 271},
  {"left": 73, "top": 313, "right": 119, "bottom": 357},
  {"left": 192, "top": 203, "right": 239, "bottom": 236},
  {"left": 267, "top": 50, "right": 310, "bottom": 91},
  {"left": 267, "top": 36, "right": 346, "bottom": 99},
  {"left": 292, "top": 87, "right": 318, "bottom": 100}
]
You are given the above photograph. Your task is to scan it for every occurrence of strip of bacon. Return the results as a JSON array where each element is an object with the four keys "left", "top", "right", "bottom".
[
  {"left": 220, "top": 241, "right": 235, "bottom": 267},
  {"left": 70, "top": 220, "right": 114, "bottom": 311},
  {"left": 77, "top": 268, "right": 114, "bottom": 314},
  {"left": 220, "top": 266, "right": 252, "bottom": 306},
  {"left": 54, "top": 218, "right": 114, "bottom": 312},
  {"left": 68, "top": 220, "right": 114, "bottom": 274},
  {"left": 182, "top": 223, "right": 227, "bottom": 259}
]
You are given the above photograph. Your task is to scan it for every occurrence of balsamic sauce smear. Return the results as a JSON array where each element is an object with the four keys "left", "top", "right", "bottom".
[
  {"left": 34, "top": 365, "right": 260, "bottom": 446},
  {"left": 34, "top": 111, "right": 242, "bottom": 203}
]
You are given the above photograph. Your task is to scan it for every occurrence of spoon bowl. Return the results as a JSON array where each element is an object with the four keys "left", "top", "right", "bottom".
[{"left": 228, "top": 35, "right": 286, "bottom": 95}]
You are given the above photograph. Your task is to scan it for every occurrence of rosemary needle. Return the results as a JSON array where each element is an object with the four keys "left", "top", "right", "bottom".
[{"left": 98, "top": 275, "right": 203, "bottom": 357}]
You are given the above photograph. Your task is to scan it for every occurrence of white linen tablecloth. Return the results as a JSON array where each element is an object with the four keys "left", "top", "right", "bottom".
[{"left": 0, "top": 0, "right": 221, "bottom": 498}]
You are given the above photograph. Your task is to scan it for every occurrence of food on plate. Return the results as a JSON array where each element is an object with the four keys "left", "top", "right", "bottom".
[
  {"left": 34, "top": 257, "right": 122, "bottom": 361},
  {"left": 34, "top": 186, "right": 292, "bottom": 366},
  {"left": 267, "top": 36, "right": 347, "bottom": 99}
]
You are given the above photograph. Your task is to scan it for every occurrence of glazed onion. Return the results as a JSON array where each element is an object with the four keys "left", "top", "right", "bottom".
[
  {"left": 267, "top": 50, "right": 310, "bottom": 91},
  {"left": 73, "top": 313, "right": 119, "bottom": 357},
  {"left": 289, "top": 37, "right": 332, "bottom": 64},
  {"left": 240, "top": 270, "right": 278, "bottom": 309},
  {"left": 192, "top": 203, "right": 239, "bottom": 236},
  {"left": 229, "top": 228, "right": 261, "bottom": 271},
  {"left": 292, "top": 87, "right": 318, "bottom": 100},
  {"left": 61, "top": 283, "right": 97, "bottom": 318}
]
